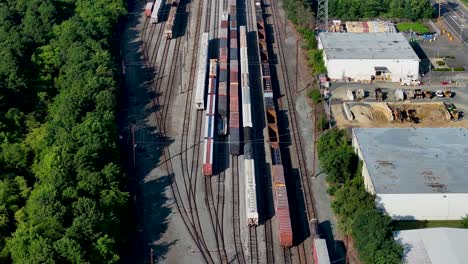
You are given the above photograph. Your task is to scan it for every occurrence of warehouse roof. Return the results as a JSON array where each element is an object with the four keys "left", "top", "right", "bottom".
[
  {"left": 394, "top": 228, "right": 468, "bottom": 264},
  {"left": 353, "top": 128, "right": 468, "bottom": 194},
  {"left": 318, "top": 32, "right": 419, "bottom": 60}
]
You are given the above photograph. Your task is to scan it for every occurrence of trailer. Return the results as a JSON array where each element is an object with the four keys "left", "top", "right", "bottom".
[
  {"left": 150, "top": 0, "right": 162, "bottom": 23},
  {"left": 194, "top": 33, "right": 210, "bottom": 110},
  {"left": 145, "top": 2, "right": 154, "bottom": 17}
]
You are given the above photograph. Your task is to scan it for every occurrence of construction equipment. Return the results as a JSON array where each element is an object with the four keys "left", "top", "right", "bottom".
[
  {"left": 406, "top": 90, "right": 415, "bottom": 100},
  {"left": 424, "top": 90, "right": 432, "bottom": 99},
  {"left": 356, "top": 88, "right": 365, "bottom": 99},
  {"left": 415, "top": 89, "right": 423, "bottom": 99},
  {"left": 444, "top": 89, "right": 452, "bottom": 98},
  {"left": 347, "top": 89, "right": 355, "bottom": 101},
  {"left": 375, "top": 88, "right": 383, "bottom": 101},
  {"left": 445, "top": 103, "right": 460, "bottom": 120},
  {"left": 395, "top": 89, "right": 404, "bottom": 101}
]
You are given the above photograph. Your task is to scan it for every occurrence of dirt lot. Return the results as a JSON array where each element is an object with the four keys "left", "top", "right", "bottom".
[{"left": 335, "top": 101, "right": 468, "bottom": 128}]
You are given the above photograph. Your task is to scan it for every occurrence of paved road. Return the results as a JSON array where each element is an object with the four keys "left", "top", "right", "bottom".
[{"left": 438, "top": 0, "right": 468, "bottom": 46}]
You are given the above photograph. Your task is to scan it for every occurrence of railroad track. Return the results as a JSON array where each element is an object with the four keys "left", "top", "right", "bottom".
[
  {"left": 231, "top": 156, "right": 246, "bottom": 264},
  {"left": 249, "top": 226, "right": 259, "bottom": 264},
  {"left": 144, "top": 0, "right": 219, "bottom": 263},
  {"left": 265, "top": 0, "right": 317, "bottom": 262},
  {"left": 264, "top": 218, "right": 274, "bottom": 263}
]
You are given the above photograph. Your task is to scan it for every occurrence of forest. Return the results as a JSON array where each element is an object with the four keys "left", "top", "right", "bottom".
[
  {"left": 0, "top": 0, "right": 128, "bottom": 262},
  {"left": 328, "top": 0, "right": 434, "bottom": 21}
]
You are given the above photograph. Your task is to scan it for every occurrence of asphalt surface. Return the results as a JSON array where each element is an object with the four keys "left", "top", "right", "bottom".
[{"left": 438, "top": 0, "right": 468, "bottom": 46}]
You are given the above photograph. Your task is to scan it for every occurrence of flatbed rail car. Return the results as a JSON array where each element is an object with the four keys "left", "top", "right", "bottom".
[
  {"left": 150, "top": 0, "right": 162, "bottom": 23},
  {"left": 203, "top": 59, "right": 218, "bottom": 176},
  {"left": 194, "top": 33, "right": 210, "bottom": 110},
  {"left": 164, "top": 0, "right": 179, "bottom": 39},
  {"left": 255, "top": 0, "right": 293, "bottom": 247},
  {"left": 145, "top": 1, "right": 154, "bottom": 17}
]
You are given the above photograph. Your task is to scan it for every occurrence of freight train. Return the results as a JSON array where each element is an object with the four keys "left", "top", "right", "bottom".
[
  {"left": 145, "top": 1, "right": 154, "bottom": 17},
  {"left": 217, "top": 14, "right": 229, "bottom": 136},
  {"left": 255, "top": 0, "right": 293, "bottom": 247},
  {"left": 202, "top": 59, "right": 218, "bottom": 176},
  {"left": 150, "top": 0, "right": 162, "bottom": 23},
  {"left": 228, "top": 7, "right": 241, "bottom": 155},
  {"left": 194, "top": 33, "right": 209, "bottom": 110},
  {"left": 239, "top": 25, "right": 259, "bottom": 226},
  {"left": 164, "top": 0, "right": 179, "bottom": 39}
]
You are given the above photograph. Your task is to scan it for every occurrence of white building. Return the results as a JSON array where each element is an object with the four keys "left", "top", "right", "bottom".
[
  {"left": 352, "top": 128, "right": 468, "bottom": 220},
  {"left": 394, "top": 228, "right": 468, "bottom": 264},
  {"left": 318, "top": 33, "right": 420, "bottom": 82}
]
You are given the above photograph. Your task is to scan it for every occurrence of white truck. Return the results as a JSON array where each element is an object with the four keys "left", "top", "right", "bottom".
[{"left": 400, "top": 76, "right": 421, "bottom": 86}]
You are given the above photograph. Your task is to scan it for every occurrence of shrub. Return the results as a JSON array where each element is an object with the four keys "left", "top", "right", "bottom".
[
  {"left": 453, "top": 66, "right": 465, "bottom": 71},
  {"left": 316, "top": 115, "right": 328, "bottom": 131},
  {"left": 434, "top": 68, "right": 452, "bottom": 71},
  {"left": 436, "top": 60, "right": 446, "bottom": 66},
  {"left": 308, "top": 89, "right": 322, "bottom": 104}
]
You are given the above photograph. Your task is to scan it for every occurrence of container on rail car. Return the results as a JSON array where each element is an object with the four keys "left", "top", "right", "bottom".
[
  {"left": 150, "top": 0, "right": 162, "bottom": 23},
  {"left": 202, "top": 137, "right": 214, "bottom": 176},
  {"left": 194, "top": 33, "right": 210, "bottom": 110},
  {"left": 164, "top": 3, "right": 178, "bottom": 39},
  {"left": 313, "top": 238, "right": 331, "bottom": 264},
  {"left": 245, "top": 159, "right": 259, "bottom": 226},
  {"left": 209, "top": 59, "right": 217, "bottom": 77},
  {"left": 145, "top": 2, "right": 154, "bottom": 17},
  {"left": 272, "top": 165, "right": 293, "bottom": 247}
]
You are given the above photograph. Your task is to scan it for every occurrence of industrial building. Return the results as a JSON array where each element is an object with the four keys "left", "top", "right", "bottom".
[
  {"left": 318, "top": 33, "right": 420, "bottom": 82},
  {"left": 352, "top": 128, "right": 468, "bottom": 220},
  {"left": 394, "top": 228, "right": 468, "bottom": 264}
]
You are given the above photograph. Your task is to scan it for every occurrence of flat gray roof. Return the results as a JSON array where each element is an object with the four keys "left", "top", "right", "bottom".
[
  {"left": 318, "top": 32, "right": 420, "bottom": 60},
  {"left": 353, "top": 128, "right": 468, "bottom": 194},
  {"left": 394, "top": 228, "right": 468, "bottom": 264}
]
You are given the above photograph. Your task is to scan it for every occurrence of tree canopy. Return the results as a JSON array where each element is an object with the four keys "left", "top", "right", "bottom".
[
  {"left": 0, "top": 0, "right": 128, "bottom": 262},
  {"left": 329, "top": 0, "right": 434, "bottom": 21}
]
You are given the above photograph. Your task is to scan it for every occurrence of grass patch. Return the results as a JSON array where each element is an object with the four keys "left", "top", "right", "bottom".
[
  {"left": 397, "top": 22, "right": 431, "bottom": 34},
  {"left": 434, "top": 67, "right": 452, "bottom": 71},
  {"left": 393, "top": 220, "right": 464, "bottom": 230},
  {"left": 436, "top": 60, "right": 446, "bottom": 66}
]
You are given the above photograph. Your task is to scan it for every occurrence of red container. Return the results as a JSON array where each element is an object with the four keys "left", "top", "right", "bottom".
[
  {"left": 221, "top": 20, "right": 229, "bottom": 29},
  {"left": 277, "top": 207, "right": 293, "bottom": 247},
  {"left": 229, "top": 112, "right": 240, "bottom": 128},
  {"left": 145, "top": 2, "right": 154, "bottom": 17},
  {"left": 220, "top": 47, "right": 228, "bottom": 61},
  {"left": 219, "top": 82, "right": 227, "bottom": 97},
  {"left": 230, "top": 84, "right": 239, "bottom": 112},
  {"left": 230, "top": 69, "right": 238, "bottom": 84},
  {"left": 272, "top": 165, "right": 285, "bottom": 184},
  {"left": 203, "top": 138, "right": 213, "bottom": 176}
]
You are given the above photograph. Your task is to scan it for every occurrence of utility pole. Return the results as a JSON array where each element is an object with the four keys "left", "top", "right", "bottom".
[
  {"left": 131, "top": 123, "right": 136, "bottom": 168},
  {"left": 295, "top": 38, "right": 299, "bottom": 93},
  {"left": 317, "top": 0, "right": 329, "bottom": 31}
]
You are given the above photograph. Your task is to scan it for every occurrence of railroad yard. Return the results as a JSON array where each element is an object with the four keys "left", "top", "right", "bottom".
[{"left": 120, "top": 0, "right": 325, "bottom": 263}]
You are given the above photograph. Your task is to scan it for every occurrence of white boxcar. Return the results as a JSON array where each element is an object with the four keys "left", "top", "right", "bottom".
[
  {"left": 239, "top": 26, "right": 253, "bottom": 127},
  {"left": 150, "top": 0, "right": 162, "bottom": 23},
  {"left": 194, "top": 33, "right": 210, "bottom": 110},
  {"left": 245, "top": 159, "right": 259, "bottom": 226},
  {"left": 241, "top": 74, "right": 252, "bottom": 127}
]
